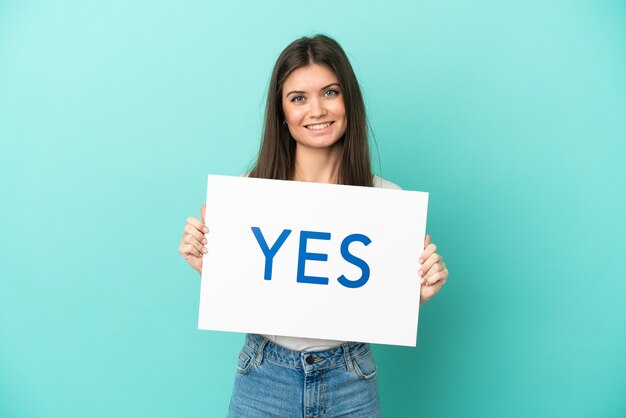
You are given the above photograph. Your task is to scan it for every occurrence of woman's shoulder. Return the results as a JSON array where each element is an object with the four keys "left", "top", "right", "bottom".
[{"left": 372, "top": 175, "right": 402, "bottom": 190}]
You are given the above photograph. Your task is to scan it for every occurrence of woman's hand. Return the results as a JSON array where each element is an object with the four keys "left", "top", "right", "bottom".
[
  {"left": 178, "top": 204, "right": 208, "bottom": 274},
  {"left": 419, "top": 234, "right": 448, "bottom": 304}
]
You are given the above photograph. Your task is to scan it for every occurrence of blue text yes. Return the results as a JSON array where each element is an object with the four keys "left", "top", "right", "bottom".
[{"left": 251, "top": 227, "right": 372, "bottom": 289}]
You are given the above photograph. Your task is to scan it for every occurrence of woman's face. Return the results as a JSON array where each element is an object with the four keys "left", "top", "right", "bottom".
[{"left": 281, "top": 64, "right": 347, "bottom": 151}]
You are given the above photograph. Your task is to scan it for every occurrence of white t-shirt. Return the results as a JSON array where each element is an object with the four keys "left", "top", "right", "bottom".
[{"left": 262, "top": 175, "right": 402, "bottom": 352}]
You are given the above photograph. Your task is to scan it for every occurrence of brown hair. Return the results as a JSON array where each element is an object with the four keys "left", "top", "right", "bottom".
[{"left": 248, "top": 34, "right": 373, "bottom": 187}]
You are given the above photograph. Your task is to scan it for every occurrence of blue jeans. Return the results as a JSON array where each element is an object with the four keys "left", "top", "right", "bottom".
[{"left": 228, "top": 334, "right": 381, "bottom": 417}]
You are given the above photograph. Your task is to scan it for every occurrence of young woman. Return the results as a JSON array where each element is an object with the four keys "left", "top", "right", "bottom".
[{"left": 178, "top": 34, "right": 448, "bottom": 417}]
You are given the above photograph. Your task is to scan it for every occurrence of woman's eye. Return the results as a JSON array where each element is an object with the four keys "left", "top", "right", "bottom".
[
  {"left": 291, "top": 95, "right": 305, "bottom": 103},
  {"left": 324, "top": 89, "right": 339, "bottom": 97}
]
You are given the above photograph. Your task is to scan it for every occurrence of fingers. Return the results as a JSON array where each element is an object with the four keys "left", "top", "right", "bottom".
[
  {"left": 417, "top": 238, "right": 449, "bottom": 291},
  {"left": 418, "top": 243, "right": 437, "bottom": 280},
  {"left": 184, "top": 233, "right": 207, "bottom": 254},
  {"left": 178, "top": 242, "right": 203, "bottom": 258},
  {"left": 419, "top": 243, "right": 436, "bottom": 264},
  {"left": 179, "top": 207, "right": 209, "bottom": 273},
  {"left": 180, "top": 215, "right": 209, "bottom": 259},
  {"left": 417, "top": 253, "right": 443, "bottom": 279},
  {"left": 186, "top": 216, "right": 208, "bottom": 235},
  {"left": 178, "top": 228, "right": 207, "bottom": 257},
  {"left": 423, "top": 263, "right": 448, "bottom": 286},
  {"left": 184, "top": 221, "right": 206, "bottom": 243}
]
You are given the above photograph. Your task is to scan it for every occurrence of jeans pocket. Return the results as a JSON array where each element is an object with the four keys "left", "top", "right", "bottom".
[
  {"left": 236, "top": 350, "right": 252, "bottom": 374},
  {"left": 352, "top": 350, "right": 377, "bottom": 380}
]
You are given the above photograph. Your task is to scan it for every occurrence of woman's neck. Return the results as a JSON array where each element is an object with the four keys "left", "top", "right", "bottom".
[{"left": 292, "top": 142, "right": 342, "bottom": 184}]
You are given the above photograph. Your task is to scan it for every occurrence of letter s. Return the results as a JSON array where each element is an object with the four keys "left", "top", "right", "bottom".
[{"left": 337, "top": 233, "right": 371, "bottom": 289}]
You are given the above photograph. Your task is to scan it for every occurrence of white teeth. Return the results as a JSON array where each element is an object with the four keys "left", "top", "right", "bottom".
[{"left": 306, "top": 122, "right": 332, "bottom": 130}]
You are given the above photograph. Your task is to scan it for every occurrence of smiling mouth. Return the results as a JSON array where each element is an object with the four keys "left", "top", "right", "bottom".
[{"left": 305, "top": 121, "right": 334, "bottom": 130}]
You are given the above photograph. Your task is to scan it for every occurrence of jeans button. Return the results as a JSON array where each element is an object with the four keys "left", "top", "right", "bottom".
[{"left": 305, "top": 355, "right": 314, "bottom": 365}]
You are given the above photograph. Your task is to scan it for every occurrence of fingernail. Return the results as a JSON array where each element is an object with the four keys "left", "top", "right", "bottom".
[
  {"left": 418, "top": 270, "right": 423, "bottom": 277},
  {"left": 420, "top": 278, "right": 425, "bottom": 285},
  {"left": 202, "top": 248, "right": 208, "bottom": 254},
  {"left": 203, "top": 227, "right": 209, "bottom": 233},
  {"left": 418, "top": 259, "right": 424, "bottom": 264},
  {"left": 202, "top": 239, "right": 207, "bottom": 244}
]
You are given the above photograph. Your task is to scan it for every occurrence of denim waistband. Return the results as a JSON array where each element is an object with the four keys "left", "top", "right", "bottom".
[{"left": 243, "top": 333, "right": 371, "bottom": 373}]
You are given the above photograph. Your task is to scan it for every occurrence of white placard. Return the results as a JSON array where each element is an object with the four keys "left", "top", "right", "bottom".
[{"left": 198, "top": 175, "right": 428, "bottom": 346}]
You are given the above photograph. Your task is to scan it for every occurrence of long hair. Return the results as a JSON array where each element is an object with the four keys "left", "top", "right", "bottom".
[{"left": 248, "top": 35, "right": 373, "bottom": 187}]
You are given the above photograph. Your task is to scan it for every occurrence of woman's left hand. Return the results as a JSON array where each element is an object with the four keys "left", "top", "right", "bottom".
[{"left": 419, "top": 234, "right": 448, "bottom": 304}]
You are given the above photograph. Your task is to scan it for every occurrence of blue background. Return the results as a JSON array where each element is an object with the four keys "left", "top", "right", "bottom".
[{"left": 1, "top": 1, "right": 625, "bottom": 416}]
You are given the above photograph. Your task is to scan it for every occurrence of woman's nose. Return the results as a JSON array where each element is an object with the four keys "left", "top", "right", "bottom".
[{"left": 308, "top": 97, "right": 327, "bottom": 118}]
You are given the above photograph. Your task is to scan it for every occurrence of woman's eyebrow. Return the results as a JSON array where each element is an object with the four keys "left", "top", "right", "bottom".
[
  {"left": 320, "top": 82, "right": 341, "bottom": 91},
  {"left": 285, "top": 83, "right": 341, "bottom": 96}
]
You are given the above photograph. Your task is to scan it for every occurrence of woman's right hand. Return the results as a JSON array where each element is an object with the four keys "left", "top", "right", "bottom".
[{"left": 178, "top": 204, "right": 208, "bottom": 274}]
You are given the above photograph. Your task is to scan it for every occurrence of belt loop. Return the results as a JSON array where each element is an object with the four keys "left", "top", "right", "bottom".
[
  {"left": 255, "top": 337, "right": 269, "bottom": 366},
  {"left": 341, "top": 343, "right": 354, "bottom": 372}
]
